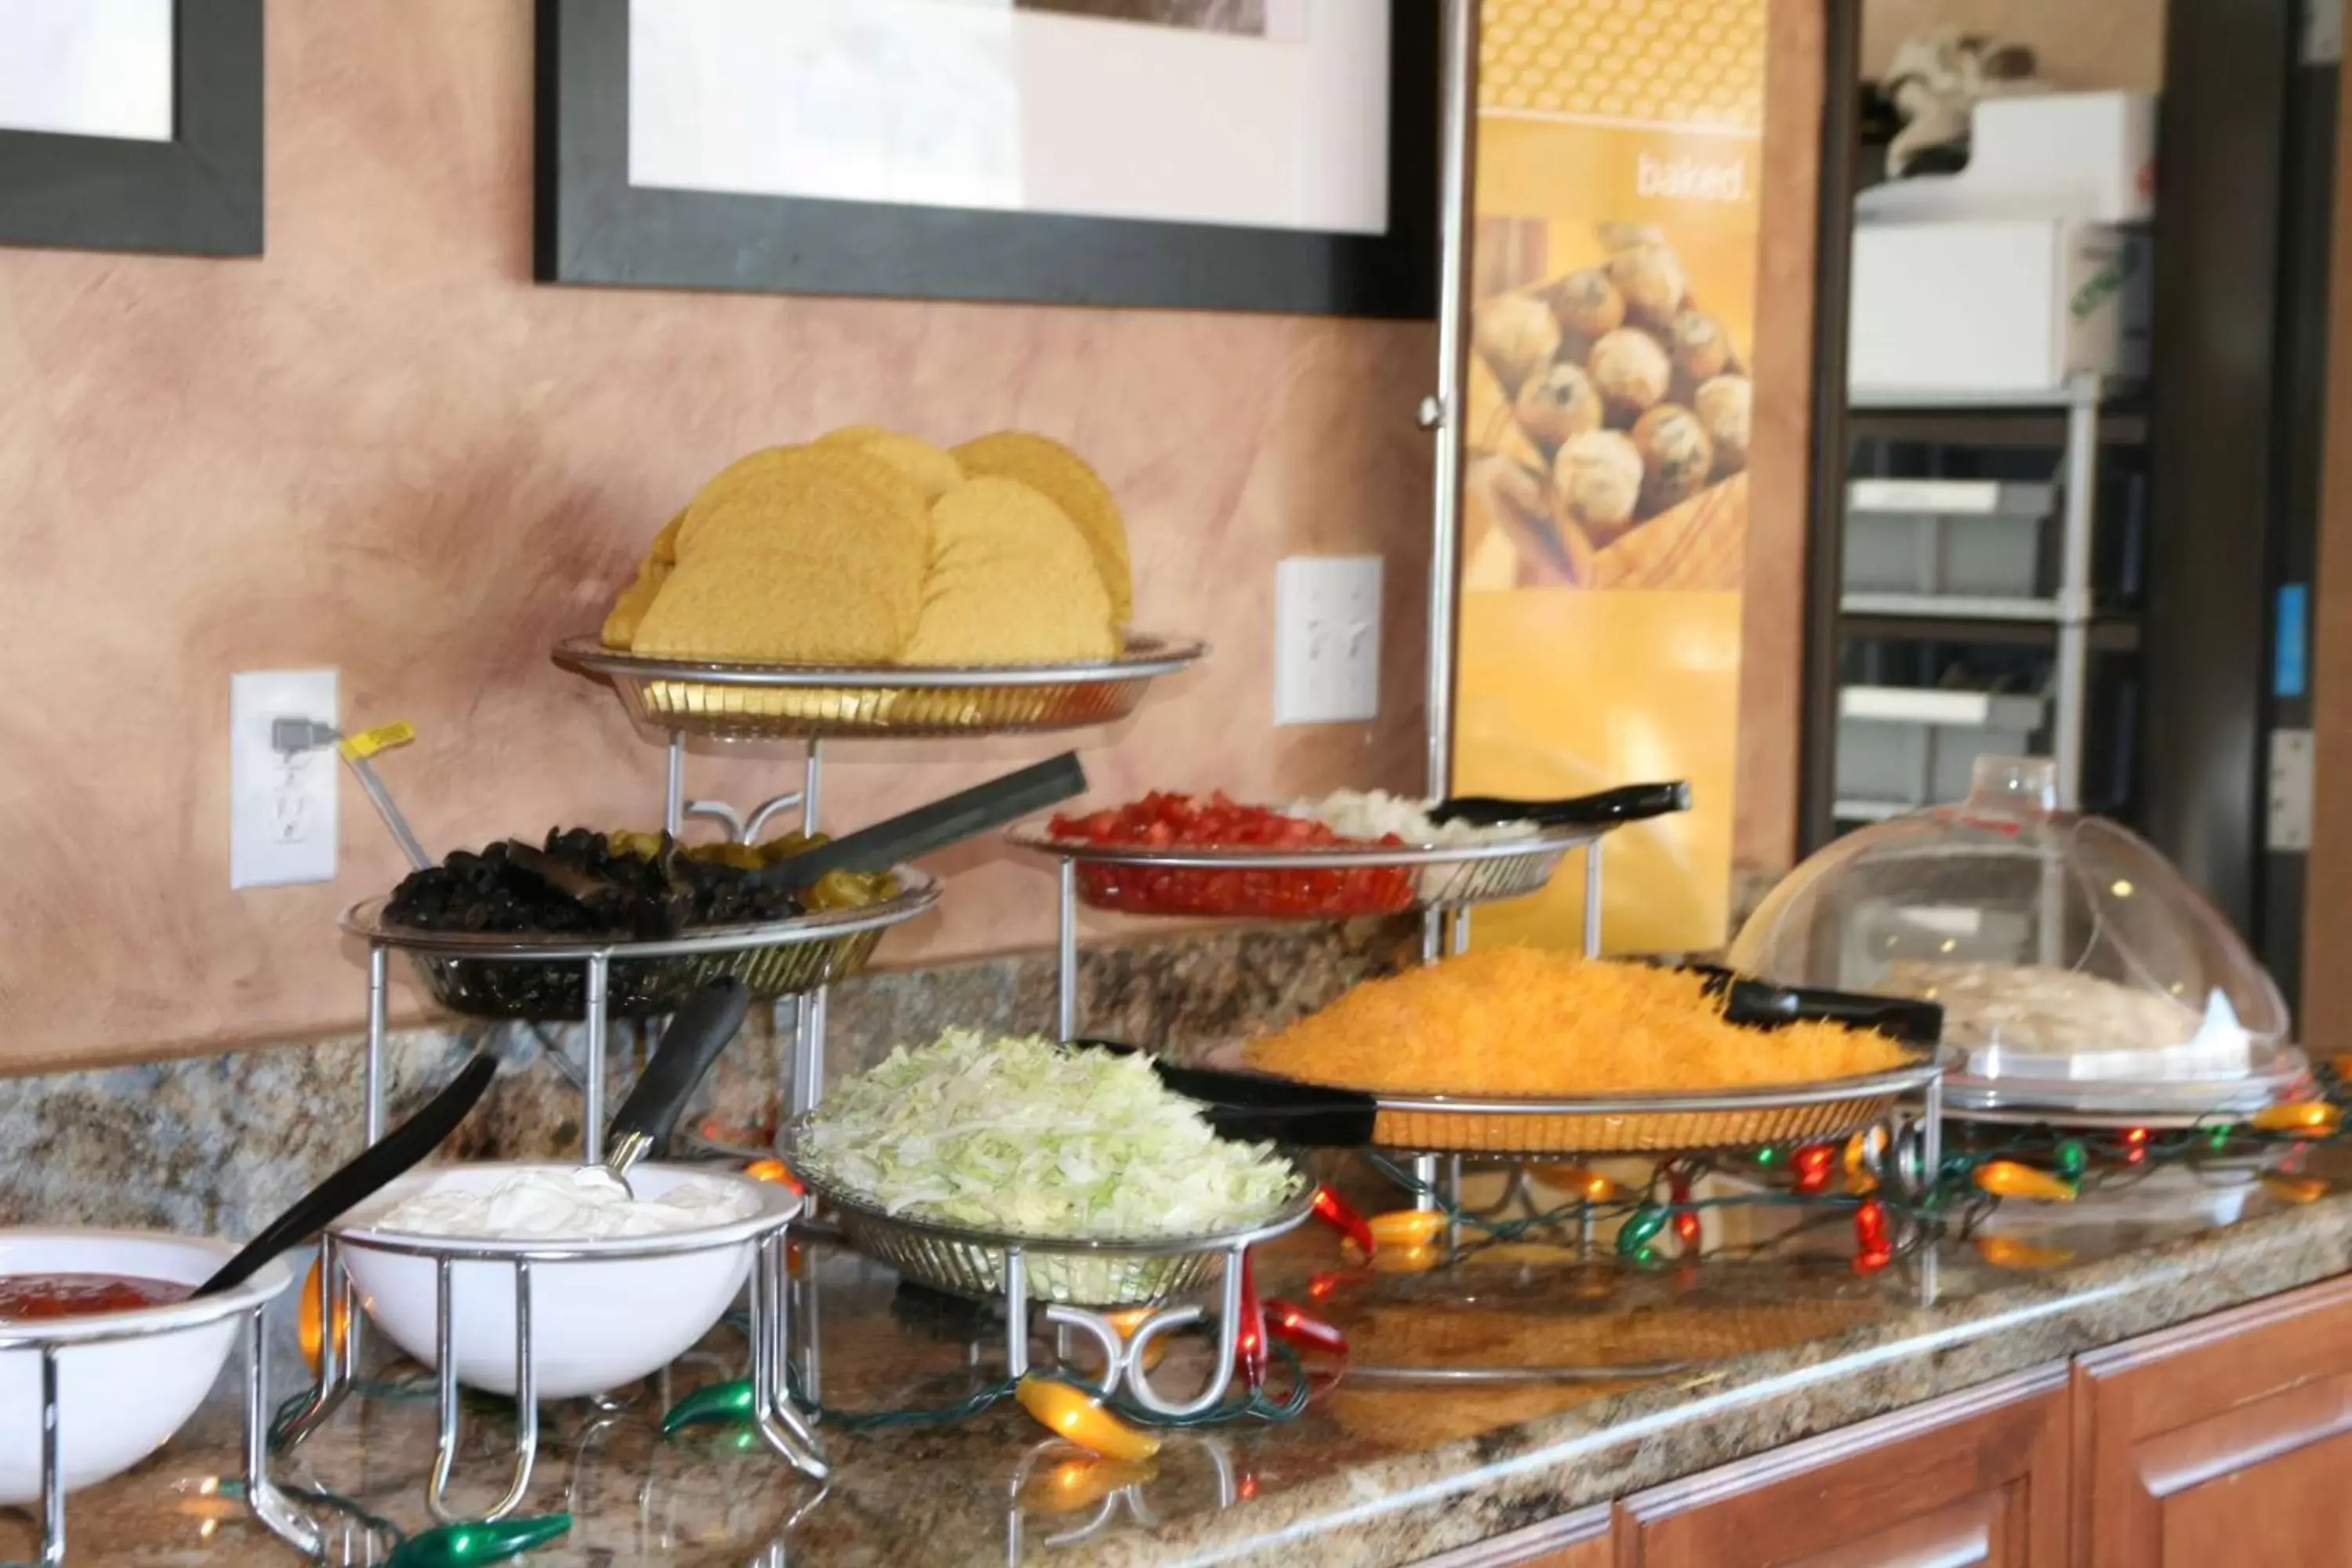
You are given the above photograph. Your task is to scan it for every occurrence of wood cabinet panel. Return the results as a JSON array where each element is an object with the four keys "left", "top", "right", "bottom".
[
  {"left": 2074, "top": 1274, "right": 2352, "bottom": 1568},
  {"left": 1414, "top": 1503, "right": 1613, "bottom": 1567},
  {"left": 1614, "top": 1365, "right": 2071, "bottom": 1568}
]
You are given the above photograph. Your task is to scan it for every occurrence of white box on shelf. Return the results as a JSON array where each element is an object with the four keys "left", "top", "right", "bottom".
[
  {"left": 1849, "top": 220, "right": 2150, "bottom": 396},
  {"left": 1857, "top": 92, "right": 2157, "bottom": 225},
  {"left": 1835, "top": 685, "right": 2048, "bottom": 811},
  {"left": 1843, "top": 479, "right": 2057, "bottom": 601}
]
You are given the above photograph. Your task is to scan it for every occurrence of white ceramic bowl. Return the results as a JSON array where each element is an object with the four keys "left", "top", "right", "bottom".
[
  {"left": 0, "top": 1229, "right": 294, "bottom": 1504},
  {"left": 334, "top": 1163, "right": 798, "bottom": 1400}
]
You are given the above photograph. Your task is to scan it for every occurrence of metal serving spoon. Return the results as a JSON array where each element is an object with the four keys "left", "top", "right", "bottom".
[{"left": 581, "top": 975, "right": 753, "bottom": 1199}]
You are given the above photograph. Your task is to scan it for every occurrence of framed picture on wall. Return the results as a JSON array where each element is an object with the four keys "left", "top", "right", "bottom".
[
  {"left": 535, "top": 0, "right": 1437, "bottom": 318},
  {"left": 0, "top": 0, "right": 263, "bottom": 256}
]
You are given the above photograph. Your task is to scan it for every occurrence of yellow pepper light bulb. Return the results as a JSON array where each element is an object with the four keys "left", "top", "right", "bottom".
[
  {"left": 1973, "top": 1160, "right": 2077, "bottom": 1203},
  {"left": 1974, "top": 1235, "right": 2075, "bottom": 1270},
  {"left": 298, "top": 1258, "right": 350, "bottom": 1376},
  {"left": 1367, "top": 1210, "right": 1449, "bottom": 1247},
  {"left": 1533, "top": 1164, "right": 1621, "bottom": 1202},
  {"left": 2263, "top": 1173, "right": 2330, "bottom": 1205},
  {"left": 1370, "top": 1242, "right": 1444, "bottom": 1275},
  {"left": 1021, "top": 1457, "right": 1156, "bottom": 1515},
  {"left": 1842, "top": 1129, "right": 1883, "bottom": 1194},
  {"left": 742, "top": 1158, "right": 804, "bottom": 1191},
  {"left": 2252, "top": 1101, "right": 2342, "bottom": 1136},
  {"left": 1013, "top": 1377, "right": 1160, "bottom": 1463}
]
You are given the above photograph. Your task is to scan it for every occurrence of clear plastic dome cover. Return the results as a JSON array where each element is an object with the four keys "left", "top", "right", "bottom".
[{"left": 1729, "top": 757, "right": 2292, "bottom": 1096}]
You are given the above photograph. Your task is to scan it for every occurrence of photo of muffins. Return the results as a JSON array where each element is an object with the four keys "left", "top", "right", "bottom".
[{"left": 1462, "top": 220, "right": 1752, "bottom": 593}]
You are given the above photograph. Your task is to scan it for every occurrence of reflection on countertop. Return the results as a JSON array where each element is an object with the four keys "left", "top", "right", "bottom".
[{"left": 38, "top": 1144, "right": 2352, "bottom": 1567}]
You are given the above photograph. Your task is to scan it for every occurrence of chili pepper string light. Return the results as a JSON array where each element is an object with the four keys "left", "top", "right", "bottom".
[
  {"left": 1668, "top": 1167, "right": 1701, "bottom": 1248},
  {"left": 1236, "top": 1254, "right": 1268, "bottom": 1390},
  {"left": 1309, "top": 1185, "right": 1375, "bottom": 1255}
]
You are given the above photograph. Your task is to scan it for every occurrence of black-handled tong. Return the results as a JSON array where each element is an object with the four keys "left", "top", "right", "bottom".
[
  {"left": 1685, "top": 964, "right": 1944, "bottom": 1047},
  {"left": 1070, "top": 1038, "right": 1377, "bottom": 1147},
  {"left": 1430, "top": 780, "right": 1692, "bottom": 829},
  {"left": 754, "top": 753, "right": 1089, "bottom": 892}
]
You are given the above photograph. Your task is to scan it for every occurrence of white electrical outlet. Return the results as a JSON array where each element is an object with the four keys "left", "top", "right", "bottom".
[
  {"left": 230, "top": 670, "right": 339, "bottom": 889},
  {"left": 1274, "top": 556, "right": 1382, "bottom": 725}
]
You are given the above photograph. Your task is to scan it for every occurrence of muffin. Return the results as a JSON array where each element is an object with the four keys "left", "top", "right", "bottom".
[
  {"left": 1609, "top": 243, "right": 1688, "bottom": 330},
  {"left": 1693, "top": 375, "right": 1752, "bottom": 475},
  {"left": 1544, "top": 267, "right": 1626, "bottom": 340},
  {"left": 1513, "top": 361, "right": 1604, "bottom": 448},
  {"left": 1632, "top": 405, "right": 1715, "bottom": 515},
  {"left": 1588, "top": 328, "right": 1673, "bottom": 421},
  {"left": 1552, "top": 430, "right": 1645, "bottom": 539},
  {"left": 1473, "top": 292, "right": 1563, "bottom": 397},
  {"left": 1666, "top": 310, "right": 1730, "bottom": 384}
]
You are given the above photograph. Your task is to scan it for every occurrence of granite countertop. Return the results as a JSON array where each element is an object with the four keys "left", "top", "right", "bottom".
[{"left": 46, "top": 1144, "right": 2352, "bottom": 1567}]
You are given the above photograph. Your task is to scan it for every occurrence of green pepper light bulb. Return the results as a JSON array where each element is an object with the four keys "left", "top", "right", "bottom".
[
  {"left": 2055, "top": 1139, "right": 2088, "bottom": 1178},
  {"left": 1616, "top": 1204, "right": 1669, "bottom": 1257},
  {"left": 386, "top": 1514, "right": 572, "bottom": 1568},
  {"left": 662, "top": 1378, "right": 756, "bottom": 1435}
]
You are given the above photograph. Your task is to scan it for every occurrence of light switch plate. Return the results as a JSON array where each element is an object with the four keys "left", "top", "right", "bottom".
[
  {"left": 2268, "top": 728, "right": 2314, "bottom": 851},
  {"left": 1274, "top": 556, "right": 1382, "bottom": 725},
  {"left": 230, "top": 670, "right": 339, "bottom": 888}
]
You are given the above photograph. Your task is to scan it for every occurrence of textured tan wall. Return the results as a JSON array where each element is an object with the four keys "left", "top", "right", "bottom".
[
  {"left": 0, "top": 0, "right": 1821, "bottom": 1070},
  {"left": 0, "top": 2, "right": 1442, "bottom": 1070},
  {"left": 1861, "top": 0, "right": 2164, "bottom": 92}
]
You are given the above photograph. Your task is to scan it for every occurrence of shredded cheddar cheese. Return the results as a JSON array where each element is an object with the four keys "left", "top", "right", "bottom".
[{"left": 1243, "top": 949, "right": 1911, "bottom": 1094}]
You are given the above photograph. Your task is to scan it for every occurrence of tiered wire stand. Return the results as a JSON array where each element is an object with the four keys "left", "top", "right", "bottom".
[
  {"left": 539, "top": 637, "right": 1206, "bottom": 1406},
  {"left": 257, "top": 637, "right": 1207, "bottom": 1534},
  {"left": 275, "top": 1219, "right": 818, "bottom": 1527},
  {"left": 5, "top": 1298, "right": 319, "bottom": 1566},
  {"left": 1009, "top": 822, "right": 1621, "bottom": 1214},
  {"left": 788, "top": 1131, "right": 1316, "bottom": 1417},
  {"left": 1009, "top": 811, "right": 1955, "bottom": 1386}
]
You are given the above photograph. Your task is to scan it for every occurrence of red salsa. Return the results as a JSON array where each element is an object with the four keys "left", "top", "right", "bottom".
[
  {"left": 1051, "top": 793, "right": 1417, "bottom": 918},
  {"left": 0, "top": 1273, "right": 191, "bottom": 1322}
]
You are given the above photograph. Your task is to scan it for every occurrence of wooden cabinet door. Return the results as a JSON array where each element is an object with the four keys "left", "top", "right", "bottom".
[
  {"left": 2074, "top": 1275, "right": 2352, "bottom": 1568},
  {"left": 1413, "top": 1503, "right": 1614, "bottom": 1567},
  {"left": 1615, "top": 1364, "right": 2072, "bottom": 1567}
]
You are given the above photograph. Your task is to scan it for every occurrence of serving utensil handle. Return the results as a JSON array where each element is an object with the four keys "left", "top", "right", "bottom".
[
  {"left": 1433, "top": 780, "right": 1692, "bottom": 828},
  {"left": 603, "top": 975, "right": 751, "bottom": 1166},
  {"left": 192, "top": 1053, "right": 499, "bottom": 1299},
  {"left": 755, "top": 753, "right": 1088, "bottom": 891}
]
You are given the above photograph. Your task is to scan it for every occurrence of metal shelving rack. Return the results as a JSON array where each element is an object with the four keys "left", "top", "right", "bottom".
[{"left": 1812, "top": 373, "right": 2146, "bottom": 837}]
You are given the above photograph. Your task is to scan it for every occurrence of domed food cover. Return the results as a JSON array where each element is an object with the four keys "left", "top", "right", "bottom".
[{"left": 1729, "top": 757, "right": 2301, "bottom": 1113}]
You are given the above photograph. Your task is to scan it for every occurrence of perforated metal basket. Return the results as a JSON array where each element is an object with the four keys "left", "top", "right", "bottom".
[
  {"left": 554, "top": 635, "right": 1205, "bottom": 741},
  {"left": 340, "top": 870, "right": 938, "bottom": 1022},
  {"left": 1364, "top": 1058, "right": 1944, "bottom": 1156},
  {"left": 1005, "top": 826, "right": 1592, "bottom": 919},
  {"left": 783, "top": 1124, "right": 1313, "bottom": 1308}
]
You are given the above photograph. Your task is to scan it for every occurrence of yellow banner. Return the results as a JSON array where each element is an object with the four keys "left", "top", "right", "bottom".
[{"left": 1455, "top": 0, "right": 1766, "bottom": 954}]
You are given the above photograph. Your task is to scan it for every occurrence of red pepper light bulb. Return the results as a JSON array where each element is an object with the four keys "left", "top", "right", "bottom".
[
  {"left": 1793, "top": 1144, "right": 1835, "bottom": 1195},
  {"left": 1672, "top": 1208, "right": 1700, "bottom": 1247},
  {"left": 1262, "top": 1298, "right": 1348, "bottom": 1358},
  {"left": 1236, "top": 1254, "right": 1267, "bottom": 1388},
  {"left": 1853, "top": 1198, "right": 1893, "bottom": 1275},
  {"left": 1311, "top": 1186, "right": 1377, "bottom": 1257}
]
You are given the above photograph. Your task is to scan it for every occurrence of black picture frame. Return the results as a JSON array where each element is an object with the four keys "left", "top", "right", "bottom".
[
  {"left": 535, "top": 0, "right": 1438, "bottom": 318},
  {"left": 0, "top": 0, "right": 264, "bottom": 257}
]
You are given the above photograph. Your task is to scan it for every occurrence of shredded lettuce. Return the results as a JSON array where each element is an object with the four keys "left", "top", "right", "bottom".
[{"left": 798, "top": 1029, "right": 1300, "bottom": 1240}]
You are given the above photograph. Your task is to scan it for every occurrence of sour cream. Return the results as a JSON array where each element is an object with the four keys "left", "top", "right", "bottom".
[
  {"left": 1289, "top": 789, "right": 1540, "bottom": 848},
  {"left": 374, "top": 1167, "right": 759, "bottom": 1241}
]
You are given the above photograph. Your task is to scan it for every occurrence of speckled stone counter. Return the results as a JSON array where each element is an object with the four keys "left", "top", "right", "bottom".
[{"left": 37, "top": 1144, "right": 2352, "bottom": 1567}]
